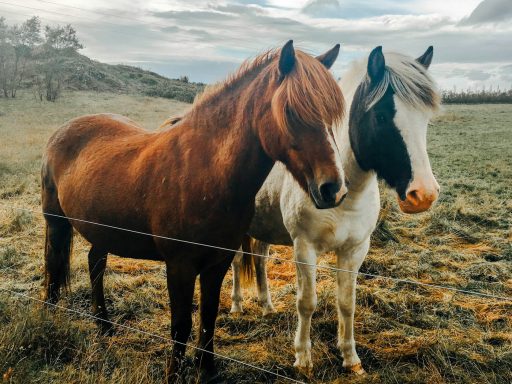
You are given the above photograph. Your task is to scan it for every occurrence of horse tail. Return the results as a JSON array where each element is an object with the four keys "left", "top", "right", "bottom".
[
  {"left": 42, "top": 161, "right": 74, "bottom": 303},
  {"left": 239, "top": 235, "right": 255, "bottom": 287},
  {"left": 44, "top": 217, "right": 74, "bottom": 303}
]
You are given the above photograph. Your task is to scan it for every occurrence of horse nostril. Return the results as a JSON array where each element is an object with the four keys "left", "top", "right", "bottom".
[
  {"left": 319, "top": 181, "right": 340, "bottom": 203},
  {"left": 406, "top": 189, "right": 422, "bottom": 205}
]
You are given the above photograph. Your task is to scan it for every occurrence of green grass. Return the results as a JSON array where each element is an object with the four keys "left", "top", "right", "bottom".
[{"left": 0, "top": 93, "right": 511, "bottom": 383}]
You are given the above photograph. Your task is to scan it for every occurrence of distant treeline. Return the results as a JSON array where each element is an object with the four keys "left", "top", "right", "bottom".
[{"left": 442, "top": 89, "right": 512, "bottom": 104}]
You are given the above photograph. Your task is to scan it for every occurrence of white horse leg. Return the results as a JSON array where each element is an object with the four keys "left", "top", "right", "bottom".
[
  {"left": 230, "top": 249, "right": 244, "bottom": 313},
  {"left": 335, "top": 240, "right": 369, "bottom": 375},
  {"left": 252, "top": 240, "right": 275, "bottom": 316},
  {"left": 293, "top": 238, "right": 317, "bottom": 373}
]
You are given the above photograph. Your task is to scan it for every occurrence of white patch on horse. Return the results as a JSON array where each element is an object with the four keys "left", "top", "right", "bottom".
[{"left": 393, "top": 97, "right": 440, "bottom": 196}]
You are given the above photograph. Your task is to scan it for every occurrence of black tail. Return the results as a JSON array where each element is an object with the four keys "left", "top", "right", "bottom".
[{"left": 44, "top": 218, "right": 73, "bottom": 303}]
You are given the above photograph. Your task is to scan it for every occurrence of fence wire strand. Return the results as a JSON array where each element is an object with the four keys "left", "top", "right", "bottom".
[
  {"left": 0, "top": 285, "right": 305, "bottom": 383},
  {"left": 1, "top": 202, "right": 511, "bottom": 302}
]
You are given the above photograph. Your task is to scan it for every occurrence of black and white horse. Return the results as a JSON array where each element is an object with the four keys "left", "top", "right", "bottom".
[{"left": 231, "top": 46, "right": 441, "bottom": 374}]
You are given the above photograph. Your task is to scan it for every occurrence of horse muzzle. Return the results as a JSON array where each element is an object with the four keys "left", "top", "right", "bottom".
[
  {"left": 398, "top": 177, "right": 440, "bottom": 214},
  {"left": 309, "top": 180, "right": 348, "bottom": 209}
]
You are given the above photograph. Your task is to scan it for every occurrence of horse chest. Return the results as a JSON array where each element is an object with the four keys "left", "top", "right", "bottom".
[{"left": 294, "top": 189, "right": 379, "bottom": 254}]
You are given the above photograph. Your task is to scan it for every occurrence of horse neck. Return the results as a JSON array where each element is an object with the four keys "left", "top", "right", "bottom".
[
  {"left": 335, "top": 69, "right": 376, "bottom": 193},
  {"left": 170, "top": 76, "right": 275, "bottom": 205}
]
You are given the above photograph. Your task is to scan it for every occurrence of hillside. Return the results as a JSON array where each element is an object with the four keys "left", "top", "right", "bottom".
[
  {"left": 35, "top": 52, "right": 205, "bottom": 103},
  {"left": 61, "top": 52, "right": 205, "bottom": 103}
]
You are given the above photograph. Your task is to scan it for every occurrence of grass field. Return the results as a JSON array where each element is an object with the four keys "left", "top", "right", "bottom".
[{"left": 0, "top": 92, "right": 511, "bottom": 384}]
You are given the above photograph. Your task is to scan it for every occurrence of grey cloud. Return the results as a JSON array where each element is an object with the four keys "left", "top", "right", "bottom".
[
  {"left": 302, "top": 0, "right": 408, "bottom": 19},
  {"left": 459, "top": 0, "right": 512, "bottom": 25},
  {"left": 151, "top": 4, "right": 512, "bottom": 69},
  {"left": 161, "top": 26, "right": 212, "bottom": 40},
  {"left": 466, "top": 70, "right": 492, "bottom": 81},
  {"left": 499, "top": 64, "right": 512, "bottom": 73},
  {"left": 4, "top": 1, "right": 508, "bottom": 87}
]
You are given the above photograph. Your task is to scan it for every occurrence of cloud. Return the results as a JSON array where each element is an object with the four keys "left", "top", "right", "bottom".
[
  {"left": 445, "top": 68, "right": 491, "bottom": 81},
  {"left": 302, "top": 0, "right": 409, "bottom": 19},
  {"left": 459, "top": 0, "right": 512, "bottom": 25},
  {"left": 1, "top": 0, "right": 510, "bottom": 88}
]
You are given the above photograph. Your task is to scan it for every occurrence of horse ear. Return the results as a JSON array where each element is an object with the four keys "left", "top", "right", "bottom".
[
  {"left": 316, "top": 44, "right": 340, "bottom": 69},
  {"left": 279, "top": 40, "right": 295, "bottom": 77},
  {"left": 416, "top": 46, "right": 433, "bottom": 69},
  {"left": 367, "top": 46, "right": 385, "bottom": 83}
]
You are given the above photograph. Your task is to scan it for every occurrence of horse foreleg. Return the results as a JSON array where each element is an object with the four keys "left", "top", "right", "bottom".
[
  {"left": 166, "top": 263, "right": 197, "bottom": 384},
  {"left": 335, "top": 240, "right": 369, "bottom": 375},
  {"left": 252, "top": 240, "right": 275, "bottom": 316},
  {"left": 230, "top": 250, "right": 244, "bottom": 313},
  {"left": 88, "top": 246, "right": 111, "bottom": 335},
  {"left": 293, "top": 238, "right": 317, "bottom": 374},
  {"left": 196, "top": 255, "right": 233, "bottom": 383}
]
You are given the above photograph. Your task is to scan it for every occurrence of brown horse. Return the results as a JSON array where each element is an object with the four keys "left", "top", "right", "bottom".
[{"left": 41, "top": 40, "right": 346, "bottom": 383}]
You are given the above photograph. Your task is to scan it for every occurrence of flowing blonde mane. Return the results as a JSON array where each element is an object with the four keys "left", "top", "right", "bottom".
[{"left": 343, "top": 52, "right": 441, "bottom": 112}]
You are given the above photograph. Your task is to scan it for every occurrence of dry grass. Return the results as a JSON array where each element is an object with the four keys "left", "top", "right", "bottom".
[{"left": 1, "top": 93, "right": 511, "bottom": 383}]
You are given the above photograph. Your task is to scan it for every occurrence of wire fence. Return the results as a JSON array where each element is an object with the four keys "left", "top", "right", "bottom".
[
  {"left": 1, "top": 201, "right": 511, "bottom": 302},
  {"left": 1, "top": 199, "right": 510, "bottom": 382}
]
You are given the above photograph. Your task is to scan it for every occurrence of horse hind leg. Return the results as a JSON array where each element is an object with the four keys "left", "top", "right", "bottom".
[
  {"left": 230, "top": 249, "right": 244, "bottom": 313},
  {"left": 252, "top": 240, "right": 275, "bottom": 316},
  {"left": 88, "top": 246, "right": 112, "bottom": 335}
]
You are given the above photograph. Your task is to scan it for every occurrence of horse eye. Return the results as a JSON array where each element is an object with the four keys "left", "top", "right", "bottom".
[{"left": 376, "top": 114, "right": 386, "bottom": 123}]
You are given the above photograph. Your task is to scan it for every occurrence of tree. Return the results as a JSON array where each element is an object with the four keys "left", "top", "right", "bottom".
[
  {"left": 7, "top": 16, "right": 41, "bottom": 97},
  {"left": 37, "top": 24, "right": 82, "bottom": 101},
  {"left": 0, "top": 17, "right": 13, "bottom": 97}
]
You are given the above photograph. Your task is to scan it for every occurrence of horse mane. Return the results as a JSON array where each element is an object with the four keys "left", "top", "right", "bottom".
[
  {"left": 193, "top": 49, "right": 277, "bottom": 107},
  {"left": 159, "top": 116, "right": 183, "bottom": 130},
  {"left": 344, "top": 52, "right": 441, "bottom": 112},
  {"left": 189, "top": 47, "right": 345, "bottom": 133},
  {"left": 271, "top": 50, "right": 345, "bottom": 133}
]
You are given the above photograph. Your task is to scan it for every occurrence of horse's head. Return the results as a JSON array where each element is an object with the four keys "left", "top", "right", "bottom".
[
  {"left": 255, "top": 40, "right": 346, "bottom": 209},
  {"left": 349, "top": 46, "right": 441, "bottom": 214}
]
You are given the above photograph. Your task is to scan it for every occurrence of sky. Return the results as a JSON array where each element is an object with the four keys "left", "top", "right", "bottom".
[{"left": 1, "top": 0, "right": 511, "bottom": 90}]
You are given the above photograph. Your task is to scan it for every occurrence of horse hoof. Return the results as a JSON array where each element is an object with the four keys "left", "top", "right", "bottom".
[
  {"left": 344, "top": 363, "right": 366, "bottom": 375},
  {"left": 293, "top": 360, "right": 313, "bottom": 377},
  {"left": 230, "top": 304, "right": 243, "bottom": 314},
  {"left": 200, "top": 371, "right": 226, "bottom": 384},
  {"left": 262, "top": 306, "right": 276, "bottom": 317},
  {"left": 99, "top": 323, "right": 115, "bottom": 337}
]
